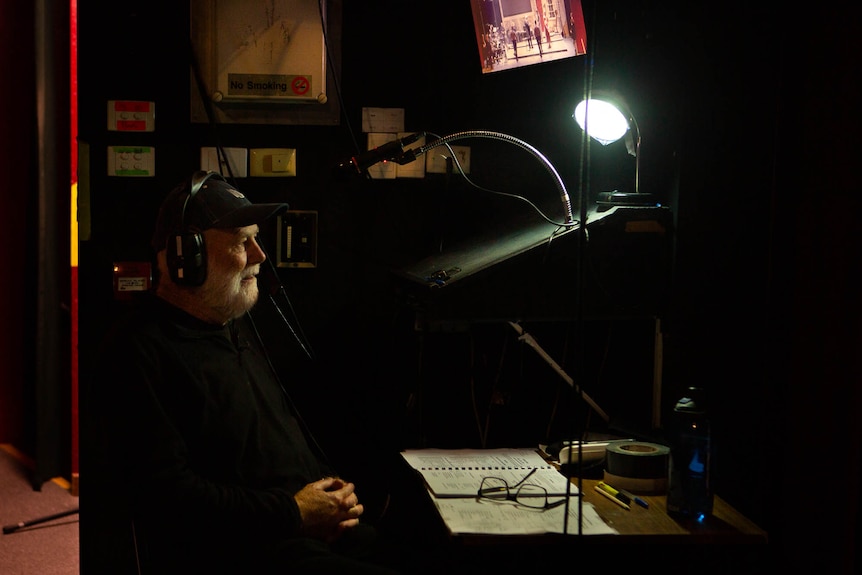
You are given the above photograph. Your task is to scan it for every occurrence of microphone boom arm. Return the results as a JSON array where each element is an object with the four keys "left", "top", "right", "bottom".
[{"left": 411, "top": 130, "right": 576, "bottom": 225}]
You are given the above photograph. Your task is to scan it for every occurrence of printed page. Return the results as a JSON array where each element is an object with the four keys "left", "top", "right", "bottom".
[
  {"left": 430, "top": 494, "right": 618, "bottom": 536},
  {"left": 401, "top": 448, "right": 553, "bottom": 471},
  {"left": 401, "top": 448, "right": 578, "bottom": 498}
]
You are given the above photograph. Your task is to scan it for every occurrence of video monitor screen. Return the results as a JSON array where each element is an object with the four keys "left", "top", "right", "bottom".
[{"left": 470, "top": 0, "right": 587, "bottom": 74}]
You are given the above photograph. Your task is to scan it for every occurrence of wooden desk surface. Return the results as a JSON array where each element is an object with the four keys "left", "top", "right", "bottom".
[
  {"left": 569, "top": 477, "right": 767, "bottom": 543},
  {"left": 446, "top": 476, "right": 767, "bottom": 546}
]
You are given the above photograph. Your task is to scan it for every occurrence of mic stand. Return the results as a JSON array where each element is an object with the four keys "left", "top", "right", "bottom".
[
  {"left": 3, "top": 508, "right": 78, "bottom": 534},
  {"left": 509, "top": 318, "right": 597, "bottom": 539},
  {"left": 507, "top": 321, "right": 609, "bottom": 423}
]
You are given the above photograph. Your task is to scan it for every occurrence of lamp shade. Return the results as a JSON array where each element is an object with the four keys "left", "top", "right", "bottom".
[
  {"left": 573, "top": 93, "right": 655, "bottom": 204},
  {"left": 573, "top": 98, "right": 631, "bottom": 146}
]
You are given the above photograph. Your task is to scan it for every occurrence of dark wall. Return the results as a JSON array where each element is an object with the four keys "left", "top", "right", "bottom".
[
  {"left": 0, "top": 0, "right": 71, "bottom": 487},
  {"left": 0, "top": 0, "right": 36, "bottom": 449},
  {"left": 77, "top": 1, "right": 861, "bottom": 573}
]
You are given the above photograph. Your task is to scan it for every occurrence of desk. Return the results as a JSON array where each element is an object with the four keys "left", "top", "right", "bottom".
[
  {"left": 386, "top": 457, "right": 768, "bottom": 573},
  {"left": 447, "top": 480, "right": 767, "bottom": 572},
  {"left": 534, "top": 477, "right": 766, "bottom": 543},
  {"left": 440, "top": 476, "right": 767, "bottom": 545}
]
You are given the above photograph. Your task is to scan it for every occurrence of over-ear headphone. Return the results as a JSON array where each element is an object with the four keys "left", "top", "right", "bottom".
[{"left": 166, "top": 171, "right": 225, "bottom": 286}]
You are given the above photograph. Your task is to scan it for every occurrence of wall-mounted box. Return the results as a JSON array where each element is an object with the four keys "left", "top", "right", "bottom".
[{"left": 189, "top": 0, "right": 340, "bottom": 126}]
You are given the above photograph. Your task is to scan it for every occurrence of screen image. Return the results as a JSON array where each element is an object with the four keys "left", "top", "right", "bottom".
[{"left": 470, "top": 0, "right": 587, "bottom": 74}]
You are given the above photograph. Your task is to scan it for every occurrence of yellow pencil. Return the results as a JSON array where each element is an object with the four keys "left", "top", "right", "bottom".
[{"left": 594, "top": 484, "right": 631, "bottom": 510}]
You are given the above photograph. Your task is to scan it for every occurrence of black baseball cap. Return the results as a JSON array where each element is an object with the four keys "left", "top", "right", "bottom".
[{"left": 151, "top": 171, "right": 289, "bottom": 251}]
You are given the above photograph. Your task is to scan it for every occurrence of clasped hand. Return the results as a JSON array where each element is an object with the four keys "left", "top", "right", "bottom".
[{"left": 294, "top": 476, "right": 364, "bottom": 542}]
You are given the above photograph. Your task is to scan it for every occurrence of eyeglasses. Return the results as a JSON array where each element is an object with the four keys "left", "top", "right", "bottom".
[{"left": 477, "top": 469, "right": 567, "bottom": 510}]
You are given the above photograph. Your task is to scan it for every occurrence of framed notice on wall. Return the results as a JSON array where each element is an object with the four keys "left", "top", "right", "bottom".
[{"left": 190, "top": 0, "right": 341, "bottom": 125}]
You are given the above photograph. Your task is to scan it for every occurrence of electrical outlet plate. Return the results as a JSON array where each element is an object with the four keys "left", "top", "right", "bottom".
[
  {"left": 250, "top": 148, "right": 297, "bottom": 177},
  {"left": 107, "top": 146, "right": 155, "bottom": 177},
  {"left": 107, "top": 100, "right": 155, "bottom": 132}
]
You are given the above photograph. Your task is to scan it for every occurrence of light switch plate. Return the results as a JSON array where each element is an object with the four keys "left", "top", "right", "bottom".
[
  {"left": 200, "top": 147, "right": 248, "bottom": 177},
  {"left": 250, "top": 148, "right": 297, "bottom": 177}
]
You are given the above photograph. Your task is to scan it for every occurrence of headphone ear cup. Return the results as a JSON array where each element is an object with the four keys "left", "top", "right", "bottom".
[
  {"left": 166, "top": 231, "right": 207, "bottom": 286},
  {"left": 166, "top": 170, "right": 224, "bottom": 286}
]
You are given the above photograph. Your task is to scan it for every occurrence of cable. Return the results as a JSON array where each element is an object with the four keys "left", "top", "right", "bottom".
[
  {"left": 422, "top": 132, "right": 579, "bottom": 230},
  {"left": 318, "top": 0, "right": 363, "bottom": 174},
  {"left": 258, "top": 237, "right": 317, "bottom": 362},
  {"left": 416, "top": 131, "right": 578, "bottom": 227},
  {"left": 243, "top": 311, "right": 334, "bottom": 474},
  {"left": 188, "top": 37, "right": 236, "bottom": 181}
]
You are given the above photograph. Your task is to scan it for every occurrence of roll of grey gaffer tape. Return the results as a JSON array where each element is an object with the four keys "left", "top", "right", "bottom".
[{"left": 603, "top": 442, "right": 670, "bottom": 494}]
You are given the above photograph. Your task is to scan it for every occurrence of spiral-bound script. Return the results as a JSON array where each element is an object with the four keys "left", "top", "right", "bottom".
[{"left": 400, "top": 448, "right": 577, "bottom": 498}]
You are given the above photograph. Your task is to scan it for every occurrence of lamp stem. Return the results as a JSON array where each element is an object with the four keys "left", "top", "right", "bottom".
[{"left": 629, "top": 112, "right": 641, "bottom": 195}]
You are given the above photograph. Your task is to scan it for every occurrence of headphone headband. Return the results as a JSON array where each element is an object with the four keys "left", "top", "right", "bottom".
[{"left": 180, "top": 171, "right": 226, "bottom": 233}]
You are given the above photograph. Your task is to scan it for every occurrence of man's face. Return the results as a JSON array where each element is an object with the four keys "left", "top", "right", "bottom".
[{"left": 199, "top": 224, "right": 266, "bottom": 322}]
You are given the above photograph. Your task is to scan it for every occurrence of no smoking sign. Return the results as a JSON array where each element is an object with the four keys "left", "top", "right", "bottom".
[{"left": 291, "top": 76, "right": 310, "bottom": 96}]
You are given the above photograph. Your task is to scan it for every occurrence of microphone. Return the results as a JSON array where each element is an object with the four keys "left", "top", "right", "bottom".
[{"left": 335, "top": 132, "right": 425, "bottom": 175}]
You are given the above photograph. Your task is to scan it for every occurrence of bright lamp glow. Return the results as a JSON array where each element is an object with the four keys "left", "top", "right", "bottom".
[
  {"left": 573, "top": 98, "right": 630, "bottom": 145},
  {"left": 573, "top": 94, "right": 653, "bottom": 201}
]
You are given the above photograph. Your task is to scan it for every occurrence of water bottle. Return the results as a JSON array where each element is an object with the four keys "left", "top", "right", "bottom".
[{"left": 666, "top": 386, "right": 713, "bottom": 521}]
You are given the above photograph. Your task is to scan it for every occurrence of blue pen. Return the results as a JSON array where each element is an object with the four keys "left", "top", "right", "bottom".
[{"left": 619, "top": 488, "right": 649, "bottom": 509}]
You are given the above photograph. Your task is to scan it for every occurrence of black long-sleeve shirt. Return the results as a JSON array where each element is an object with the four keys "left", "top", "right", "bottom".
[{"left": 91, "top": 295, "right": 334, "bottom": 571}]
